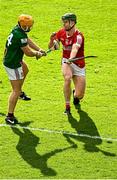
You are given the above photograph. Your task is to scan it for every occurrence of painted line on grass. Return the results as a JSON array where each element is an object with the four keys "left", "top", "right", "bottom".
[{"left": 0, "top": 123, "right": 117, "bottom": 142}]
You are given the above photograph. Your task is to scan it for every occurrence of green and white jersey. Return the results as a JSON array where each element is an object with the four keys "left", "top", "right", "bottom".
[{"left": 3, "top": 25, "right": 28, "bottom": 69}]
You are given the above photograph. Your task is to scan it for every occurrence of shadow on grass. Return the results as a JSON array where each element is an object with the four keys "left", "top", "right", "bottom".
[
  {"left": 64, "top": 105, "right": 116, "bottom": 157},
  {"left": 11, "top": 121, "right": 75, "bottom": 177},
  {"left": 0, "top": 112, "right": 6, "bottom": 116}
]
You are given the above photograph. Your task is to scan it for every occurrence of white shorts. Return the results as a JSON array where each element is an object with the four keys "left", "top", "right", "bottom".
[
  {"left": 62, "top": 58, "right": 86, "bottom": 76},
  {"left": 4, "top": 66, "right": 24, "bottom": 80}
]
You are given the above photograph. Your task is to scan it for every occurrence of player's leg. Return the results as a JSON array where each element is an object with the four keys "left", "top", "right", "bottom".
[
  {"left": 62, "top": 63, "right": 73, "bottom": 114},
  {"left": 6, "top": 79, "right": 22, "bottom": 124},
  {"left": 73, "top": 75, "right": 86, "bottom": 105},
  {"left": 8, "top": 80, "right": 22, "bottom": 113},
  {"left": 21, "top": 61, "right": 29, "bottom": 82},
  {"left": 19, "top": 61, "right": 31, "bottom": 100},
  {"left": 70, "top": 63, "right": 86, "bottom": 106},
  {"left": 4, "top": 66, "right": 23, "bottom": 124}
]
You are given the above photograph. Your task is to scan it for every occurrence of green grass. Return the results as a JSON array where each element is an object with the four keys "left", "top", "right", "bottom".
[{"left": 0, "top": 0, "right": 117, "bottom": 178}]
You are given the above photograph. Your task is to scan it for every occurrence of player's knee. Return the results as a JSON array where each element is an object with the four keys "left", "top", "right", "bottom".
[
  {"left": 75, "top": 91, "right": 84, "bottom": 99},
  {"left": 64, "top": 74, "right": 72, "bottom": 82},
  {"left": 13, "top": 90, "right": 21, "bottom": 97}
]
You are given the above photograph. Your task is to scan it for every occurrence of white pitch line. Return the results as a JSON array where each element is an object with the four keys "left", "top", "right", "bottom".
[{"left": 0, "top": 123, "right": 117, "bottom": 142}]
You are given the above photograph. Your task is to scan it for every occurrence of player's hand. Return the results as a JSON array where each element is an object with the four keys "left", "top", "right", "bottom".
[
  {"left": 63, "top": 59, "right": 71, "bottom": 64},
  {"left": 35, "top": 51, "right": 43, "bottom": 60},
  {"left": 66, "top": 59, "right": 72, "bottom": 64},
  {"left": 39, "top": 49, "right": 47, "bottom": 56},
  {"left": 50, "top": 32, "right": 56, "bottom": 41}
]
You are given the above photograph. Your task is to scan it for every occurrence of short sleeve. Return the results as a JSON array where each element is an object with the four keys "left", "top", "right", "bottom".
[
  {"left": 19, "top": 37, "right": 28, "bottom": 47},
  {"left": 56, "top": 30, "right": 61, "bottom": 41}
]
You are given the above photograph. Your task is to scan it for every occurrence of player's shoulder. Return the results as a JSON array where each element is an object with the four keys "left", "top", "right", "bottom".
[
  {"left": 57, "top": 28, "right": 66, "bottom": 35},
  {"left": 56, "top": 28, "right": 66, "bottom": 40},
  {"left": 12, "top": 25, "right": 27, "bottom": 39},
  {"left": 75, "top": 29, "right": 84, "bottom": 37}
]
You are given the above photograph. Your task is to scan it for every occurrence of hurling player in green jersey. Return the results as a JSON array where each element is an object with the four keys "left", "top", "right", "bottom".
[{"left": 3, "top": 14, "right": 46, "bottom": 125}]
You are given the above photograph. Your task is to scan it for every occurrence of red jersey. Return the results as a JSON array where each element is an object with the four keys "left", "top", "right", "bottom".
[{"left": 56, "top": 28, "right": 85, "bottom": 68}]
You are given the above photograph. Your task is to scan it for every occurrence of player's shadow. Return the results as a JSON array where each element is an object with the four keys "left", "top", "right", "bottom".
[
  {"left": 0, "top": 112, "right": 6, "bottom": 116},
  {"left": 11, "top": 121, "right": 74, "bottom": 176},
  {"left": 64, "top": 107, "right": 116, "bottom": 156}
]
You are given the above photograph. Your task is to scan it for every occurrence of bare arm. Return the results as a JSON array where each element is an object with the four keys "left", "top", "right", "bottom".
[
  {"left": 28, "top": 38, "right": 40, "bottom": 51},
  {"left": 69, "top": 34, "right": 83, "bottom": 59},
  {"left": 28, "top": 38, "right": 47, "bottom": 56},
  {"left": 48, "top": 32, "right": 57, "bottom": 49},
  {"left": 21, "top": 45, "right": 42, "bottom": 59},
  {"left": 69, "top": 44, "right": 80, "bottom": 59}
]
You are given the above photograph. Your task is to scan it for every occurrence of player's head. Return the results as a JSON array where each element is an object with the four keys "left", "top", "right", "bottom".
[
  {"left": 18, "top": 14, "right": 34, "bottom": 32},
  {"left": 61, "top": 13, "right": 77, "bottom": 31}
]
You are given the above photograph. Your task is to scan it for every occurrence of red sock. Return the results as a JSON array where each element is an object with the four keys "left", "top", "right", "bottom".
[
  {"left": 66, "top": 102, "right": 70, "bottom": 110},
  {"left": 8, "top": 113, "right": 14, "bottom": 117}
]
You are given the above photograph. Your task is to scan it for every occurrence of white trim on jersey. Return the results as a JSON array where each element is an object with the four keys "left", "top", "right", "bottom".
[{"left": 75, "top": 34, "right": 83, "bottom": 48}]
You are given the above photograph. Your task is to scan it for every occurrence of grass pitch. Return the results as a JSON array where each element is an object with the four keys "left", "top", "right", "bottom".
[{"left": 0, "top": 0, "right": 117, "bottom": 179}]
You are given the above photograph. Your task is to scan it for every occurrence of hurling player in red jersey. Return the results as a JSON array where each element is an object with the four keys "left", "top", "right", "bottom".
[{"left": 48, "top": 13, "right": 86, "bottom": 114}]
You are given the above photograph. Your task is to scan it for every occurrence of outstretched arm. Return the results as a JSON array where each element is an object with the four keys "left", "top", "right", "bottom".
[
  {"left": 21, "top": 45, "right": 43, "bottom": 59},
  {"left": 28, "top": 38, "right": 40, "bottom": 51},
  {"left": 28, "top": 38, "right": 46, "bottom": 56}
]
